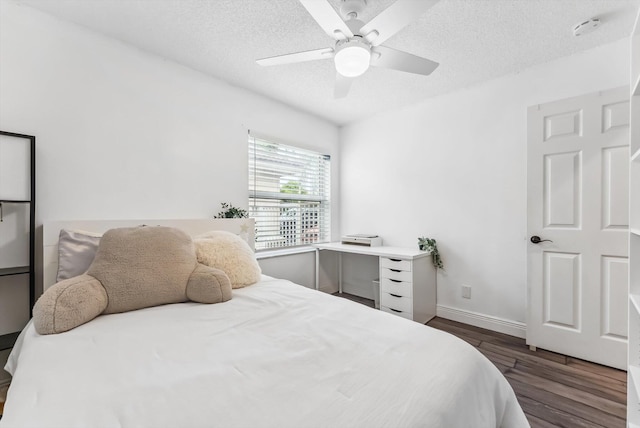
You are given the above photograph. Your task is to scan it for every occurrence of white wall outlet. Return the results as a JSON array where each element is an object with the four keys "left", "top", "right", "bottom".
[{"left": 462, "top": 285, "right": 471, "bottom": 299}]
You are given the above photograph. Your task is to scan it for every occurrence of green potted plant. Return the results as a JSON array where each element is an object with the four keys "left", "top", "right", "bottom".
[
  {"left": 214, "top": 202, "right": 248, "bottom": 219},
  {"left": 418, "top": 237, "right": 444, "bottom": 270}
]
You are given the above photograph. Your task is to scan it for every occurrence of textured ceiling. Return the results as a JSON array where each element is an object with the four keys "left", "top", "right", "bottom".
[{"left": 14, "top": 0, "right": 640, "bottom": 125}]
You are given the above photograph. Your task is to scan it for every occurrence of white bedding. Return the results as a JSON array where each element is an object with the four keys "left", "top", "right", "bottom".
[{"left": 2, "top": 276, "right": 528, "bottom": 428}]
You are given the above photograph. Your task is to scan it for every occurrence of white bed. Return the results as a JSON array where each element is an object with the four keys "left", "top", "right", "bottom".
[{"left": 1, "top": 219, "right": 528, "bottom": 428}]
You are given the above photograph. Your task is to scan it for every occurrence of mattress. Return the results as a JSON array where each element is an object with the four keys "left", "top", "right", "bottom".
[{"left": 2, "top": 276, "right": 528, "bottom": 428}]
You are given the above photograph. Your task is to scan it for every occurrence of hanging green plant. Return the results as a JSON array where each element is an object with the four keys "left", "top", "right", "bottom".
[
  {"left": 418, "top": 237, "right": 444, "bottom": 270},
  {"left": 214, "top": 202, "right": 248, "bottom": 219}
]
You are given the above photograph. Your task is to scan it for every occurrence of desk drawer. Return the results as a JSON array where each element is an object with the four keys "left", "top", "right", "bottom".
[
  {"left": 380, "top": 277, "right": 412, "bottom": 297},
  {"left": 380, "top": 267, "right": 412, "bottom": 282},
  {"left": 380, "top": 292, "right": 413, "bottom": 313},
  {"left": 381, "top": 305, "right": 413, "bottom": 320},
  {"left": 380, "top": 257, "right": 411, "bottom": 272}
]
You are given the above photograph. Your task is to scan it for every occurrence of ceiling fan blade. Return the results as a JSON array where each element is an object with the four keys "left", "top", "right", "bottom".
[
  {"left": 334, "top": 73, "right": 354, "bottom": 98},
  {"left": 257, "top": 47, "right": 334, "bottom": 66},
  {"left": 360, "top": 0, "right": 439, "bottom": 46},
  {"left": 299, "top": 0, "right": 354, "bottom": 41},
  {"left": 371, "top": 45, "right": 439, "bottom": 75}
]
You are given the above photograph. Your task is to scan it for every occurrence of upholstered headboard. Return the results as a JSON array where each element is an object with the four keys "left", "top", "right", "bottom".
[{"left": 42, "top": 218, "right": 255, "bottom": 291}]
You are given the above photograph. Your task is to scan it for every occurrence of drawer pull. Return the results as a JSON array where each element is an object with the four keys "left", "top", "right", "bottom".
[
  {"left": 390, "top": 308, "right": 402, "bottom": 313},
  {"left": 390, "top": 269, "right": 401, "bottom": 273},
  {"left": 390, "top": 279, "right": 401, "bottom": 283},
  {"left": 389, "top": 293, "right": 402, "bottom": 298},
  {"left": 389, "top": 258, "right": 402, "bottom": 262}
]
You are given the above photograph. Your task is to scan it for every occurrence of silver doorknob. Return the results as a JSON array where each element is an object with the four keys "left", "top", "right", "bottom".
[{"left": 530, "top": 236, "right": 553, "bottom": 244}]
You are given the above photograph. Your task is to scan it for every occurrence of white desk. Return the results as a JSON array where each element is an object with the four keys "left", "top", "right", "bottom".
[{"left": 314, "top": 242, "right": 437, "bottom": 323}]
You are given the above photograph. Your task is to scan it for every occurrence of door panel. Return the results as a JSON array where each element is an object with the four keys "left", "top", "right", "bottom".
[
  {"left": 527, "top": 87, "right": 629, "bottom": 369},
  {"left": 602, "top": 101, "right": 630, "bottom": 133},
  {"left": 601, "top": 256, "right": 629, "bottom": 339},
  {"left": 602, "top": 146, "right": 629, "bottom": 229},
  {"left": 544, "top": 152, "right": 581, "bottom": 228},
  {"left": 543, "top": 252, "right": 580, "bottom": 329},
  {"left": 544, "top": 110, "right": 582, "bottom": 140}
]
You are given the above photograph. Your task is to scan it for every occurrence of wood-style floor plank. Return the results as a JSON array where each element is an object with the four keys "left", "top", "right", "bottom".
[
  {"left": 517, "top": 395, "right": 606, "bottom": 428},
  {"left": 505, "top": 367, "right": 626, "bottom": 419},
  {"left": 566, "top": 357, "right": 627, "bottom": 382},
  {"left": 480, "top": 338, "right": 568, "bottom": 365},
  {"left": 527, "top": 413, "right": 562, "bottom": 428},
  {"left": 511, "top": 355, "right": 627, "bottom": 394},
  {"left": 335, "top": 294, "right": 628, "bottom": 428},
  {"left": 477, "top": 346, "right": 517, "bottom": 369},
  {"left": 509, "top": 378, "right": 625, "bottom": 428},
  {"left": 515, "top": 360, "right": 626, "bottom": 403}
]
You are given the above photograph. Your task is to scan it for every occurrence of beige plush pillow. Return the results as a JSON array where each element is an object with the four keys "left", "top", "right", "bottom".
[
  {"left": 195, "top": 231, "right": 261, "bottom": 288},
  {"left": 89, "top": 226, "right": 198, "bottom": 314},
  {"left": 34, "top": 226, "right": 232, "bottom": 334},
  {"left": 33, "top": 274, "right": 108, "bottom": 334}
]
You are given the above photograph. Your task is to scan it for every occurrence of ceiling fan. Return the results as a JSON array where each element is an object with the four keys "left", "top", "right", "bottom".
[{"left": 256, "top": 0, "right": 440, "bottom": 98}]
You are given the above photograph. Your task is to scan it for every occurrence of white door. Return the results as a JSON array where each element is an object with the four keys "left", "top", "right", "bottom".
[{"left": 527, "top": 87, "right": 629, "bottom": 370}]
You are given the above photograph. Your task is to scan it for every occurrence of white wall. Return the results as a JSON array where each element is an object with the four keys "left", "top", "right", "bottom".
[
  {"left": 0, "top": 2, "right": 339, "bottom": 224},
  {"left": 0, "top": 1, "right": 339, "bottom": 357},
  {"left": 340, "top": 38, "right": 630, "bottom": 327}
]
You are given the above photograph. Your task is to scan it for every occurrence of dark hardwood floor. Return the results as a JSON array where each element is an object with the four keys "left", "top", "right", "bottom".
[{"left": 335, "top": 292, "right": 627, "bottom": 428}]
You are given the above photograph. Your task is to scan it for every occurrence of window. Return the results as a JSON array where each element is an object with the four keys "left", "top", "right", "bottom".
[{"left": 248, "top": 133, "right": 331, "bottom": 250}]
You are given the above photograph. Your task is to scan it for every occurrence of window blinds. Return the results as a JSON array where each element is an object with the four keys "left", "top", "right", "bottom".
[{"left": 249, "top": 134, "right": 331, "bottom": 250}]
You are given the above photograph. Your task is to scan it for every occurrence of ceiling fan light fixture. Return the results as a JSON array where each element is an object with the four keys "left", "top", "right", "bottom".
[{"left": 334, "top": 39, "right": 371, "bottom": 77}]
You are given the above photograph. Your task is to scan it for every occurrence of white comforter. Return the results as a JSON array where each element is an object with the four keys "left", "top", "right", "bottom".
[{"left": 2, "top": 277, "right": 528, "bottom": 428}]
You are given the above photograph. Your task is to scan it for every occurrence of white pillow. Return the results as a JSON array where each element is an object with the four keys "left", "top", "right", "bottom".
[
  {"left": 194, "top": 231, "right": 261, "bottom": 288},
  {"left": 56, "top": 229, "right": 102, "bottom": 282}
]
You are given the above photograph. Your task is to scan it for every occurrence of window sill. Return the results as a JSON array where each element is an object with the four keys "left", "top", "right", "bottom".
[{"left": 255, "top": 246, "right": 317, "bottom": 260}]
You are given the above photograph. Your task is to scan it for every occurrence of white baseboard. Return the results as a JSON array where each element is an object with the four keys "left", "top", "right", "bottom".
[{"left": 436, "top": 304, "right": 526, "bottom": 339}]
